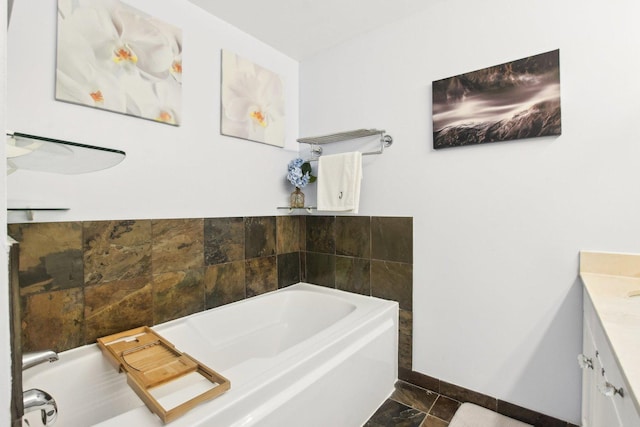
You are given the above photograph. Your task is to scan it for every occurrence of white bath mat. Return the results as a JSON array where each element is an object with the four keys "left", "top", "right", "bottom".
[{"left": 449, "top": 403, "right": 533, "bottom": 427}]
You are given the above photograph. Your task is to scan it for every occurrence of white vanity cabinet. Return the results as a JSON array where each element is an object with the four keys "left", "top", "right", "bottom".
[{"left": 581, "top": 290, "right": 640, "bottom": 427}]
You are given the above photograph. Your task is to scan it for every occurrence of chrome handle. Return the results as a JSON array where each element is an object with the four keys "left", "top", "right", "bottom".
[
  {"left": 577, "top": 354, "right": 594, "bottom": 370},
  {"left": 23, "top": 389, "right": 58, "bottom": 425}
]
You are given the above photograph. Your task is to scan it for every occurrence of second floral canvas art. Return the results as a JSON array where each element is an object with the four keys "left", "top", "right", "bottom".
[{"left": 220, "top": 50, "right": 286, "bottom": 147}]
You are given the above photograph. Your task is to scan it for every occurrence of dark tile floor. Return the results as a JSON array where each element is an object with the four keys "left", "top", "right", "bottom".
[
  {"left": 365, "top": 380, "right": 581, "bottom": 427},
  {"left": 365, "top": 381, "right": 459, "bottom": 427}
]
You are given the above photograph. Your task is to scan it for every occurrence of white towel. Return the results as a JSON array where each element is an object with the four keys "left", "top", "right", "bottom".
[{"left": 317, "top": 152, "right": 362, "bottom": 213}]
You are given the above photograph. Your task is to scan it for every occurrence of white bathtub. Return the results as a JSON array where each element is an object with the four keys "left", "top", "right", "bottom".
[{"left": 22, "top": 283, "right": 398, "bottom": 426}]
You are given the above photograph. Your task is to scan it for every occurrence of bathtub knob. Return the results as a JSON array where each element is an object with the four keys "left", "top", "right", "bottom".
[{"left": 23, "top": 388, "right": 58, "bottom": 425}]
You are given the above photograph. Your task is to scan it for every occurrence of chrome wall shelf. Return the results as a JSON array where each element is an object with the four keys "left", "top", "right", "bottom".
[
  {"left": 297, "top": 128, "right": 393, "bottom": 159},
  {"left": 6, "top": 131, "right": 126, "bottom": 174}
]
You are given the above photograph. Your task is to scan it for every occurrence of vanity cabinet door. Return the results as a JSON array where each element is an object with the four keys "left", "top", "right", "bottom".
[
  {"left": 582, "top": 313, "right": 622, "bottom": 427},
  {"left": 592, "top": 356, "right": 623, "bottom": 427},
  {"left": 582, "top": 290, "right": 640, "bottom": 427},
  {"left": 591, "top": 314, "right": 640, "bottom": 425}
]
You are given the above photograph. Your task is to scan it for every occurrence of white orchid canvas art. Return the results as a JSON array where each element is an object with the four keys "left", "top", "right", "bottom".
[
  {"left": 56, "top": 0, "right": 182, "bottom": 125},
  {"left": 221, "top": 50, "right": 285, "bottom": 147}
]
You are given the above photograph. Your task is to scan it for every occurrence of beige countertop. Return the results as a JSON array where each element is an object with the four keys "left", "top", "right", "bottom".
[{"left": 580, "top": 250, "right": 640, "bottom": 414}]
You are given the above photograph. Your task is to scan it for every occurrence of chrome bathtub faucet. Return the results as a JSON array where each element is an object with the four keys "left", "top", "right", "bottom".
[
  {"left": 22, "top": 350, "right": 59, "bottom": 370},
  {"left": 22, "top": 350, "right": 59, "bottom": 426}
]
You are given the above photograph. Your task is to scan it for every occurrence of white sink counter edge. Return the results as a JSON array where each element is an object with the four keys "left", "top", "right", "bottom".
[{"left": 580, "top": 250, "right": 640, "bottom": 414}]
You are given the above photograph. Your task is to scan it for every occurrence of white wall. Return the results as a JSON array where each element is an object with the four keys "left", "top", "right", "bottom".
[
  {"left": 301, "top": 0, "right": 640, "bottom": 423},
  {"left": 6, "top": 0, "right": 299, "bottom": 223}
]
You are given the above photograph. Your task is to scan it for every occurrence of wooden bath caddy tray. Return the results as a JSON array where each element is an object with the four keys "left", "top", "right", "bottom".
[{"left": 97, "top": 326, "right": 230, "bottom": 424}]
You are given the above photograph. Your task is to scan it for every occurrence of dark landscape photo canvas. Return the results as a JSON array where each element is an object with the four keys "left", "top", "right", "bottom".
[{"left": 432, "top": 49, "right": 561, "bottom": 149}]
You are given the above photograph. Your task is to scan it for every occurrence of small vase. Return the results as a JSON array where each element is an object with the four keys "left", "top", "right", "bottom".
[{"left": 290, "top": 187, "right": 305, "bottom": 208}]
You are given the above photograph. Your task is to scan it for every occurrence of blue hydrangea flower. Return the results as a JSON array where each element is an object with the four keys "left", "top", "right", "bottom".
[
  {"left": 288, "top": 158, "right": 304, "bottom": 171},
  {"left": 286, "top": 158, "right": 315, "bottom": 188}
]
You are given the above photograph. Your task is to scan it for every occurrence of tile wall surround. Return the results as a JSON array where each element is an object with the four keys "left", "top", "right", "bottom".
[
  {"left": 8, "top": 215, "right": 414, "bottom": 371},
  {"left": 302, "top": 215, "right": 413, "bottom": 369}
]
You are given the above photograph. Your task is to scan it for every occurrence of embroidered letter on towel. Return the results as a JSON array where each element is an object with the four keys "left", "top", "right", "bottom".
[{"left": 317, "top": 152, "right": 363, "bottom": 213}]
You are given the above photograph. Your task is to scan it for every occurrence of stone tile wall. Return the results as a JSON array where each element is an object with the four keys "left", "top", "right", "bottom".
[
  {"left": 8, "top": 215, "right": 413, "bottom": 370},
  {"left": 301, "top": 216, "right": 413, "bottom": 370}
]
